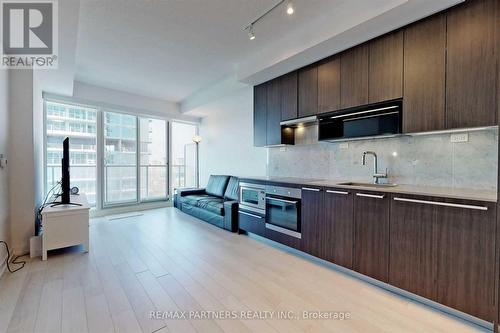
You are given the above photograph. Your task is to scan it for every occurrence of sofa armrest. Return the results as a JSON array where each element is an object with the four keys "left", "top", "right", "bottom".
[
  {"left": 177, "top": 188, "right": 206, "bottom": 197},
  {"left": 223, "top": 200, "right": 239, "bottom": 232}
]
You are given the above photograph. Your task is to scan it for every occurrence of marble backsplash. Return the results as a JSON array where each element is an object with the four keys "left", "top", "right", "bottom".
[{"left": 267, "top": 126, "right": 498, "bottom": 190}]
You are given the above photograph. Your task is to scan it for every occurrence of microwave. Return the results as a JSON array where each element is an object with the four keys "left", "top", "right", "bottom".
[
  {"left": 318, "top": 100, "right": 402, "bottom": 142},
  {"left": 239, "top": 182, "right": 266, "bottom": 214}
]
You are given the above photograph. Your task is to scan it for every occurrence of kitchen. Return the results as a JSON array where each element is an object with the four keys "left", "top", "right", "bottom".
[{"left": 238, "top": 0, "right": 500, "bottom": 330}]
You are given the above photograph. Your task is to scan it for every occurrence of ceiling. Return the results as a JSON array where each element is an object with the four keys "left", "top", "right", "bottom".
[{"left": 75, "top": 0, "right": 459, "bottom": 104}]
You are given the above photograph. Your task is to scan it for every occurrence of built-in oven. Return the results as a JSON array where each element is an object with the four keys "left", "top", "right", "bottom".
[
  {"left": 265, "top": 185, "right": 301, "bottom": 239},
  {"left": 239, "top": 182, "right": 266, "bottom": 214}
]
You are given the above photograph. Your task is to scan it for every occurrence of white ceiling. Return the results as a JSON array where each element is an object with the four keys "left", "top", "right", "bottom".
[{"left": 75, "top": 0, "right": 460, "bottom": 104}]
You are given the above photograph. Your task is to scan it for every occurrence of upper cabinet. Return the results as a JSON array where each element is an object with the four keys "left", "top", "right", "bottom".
[
  {"left": 446, "top": 0, "right": 497, "bottom": 129},
  {"left": 368, "top": 31, "right": 404, "bottom": 103},
  {"left": 340, "top": 44, "right": 369, "bottom": 109},
  {"left": 253, "top": 83, "right": 267, "bottom": 147},
  {"left": 298, "top": 65, "right": 318, "bottom": 117},
  {"left": 317, "top": 56, "right": 341, "bottom": 114},
  {"left": 266, "top": 78, "right": 282, "bottom": 146},
  {"left": 281, "top": 71, "right": 298, "bottom": 121},
  {"left": 403, "top": 14, "right": 446, "bottom": 133}
]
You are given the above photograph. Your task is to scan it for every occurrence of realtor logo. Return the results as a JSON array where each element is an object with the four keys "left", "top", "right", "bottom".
[{"left": 1, "top": 0, "right": 58, "bottom": 68}]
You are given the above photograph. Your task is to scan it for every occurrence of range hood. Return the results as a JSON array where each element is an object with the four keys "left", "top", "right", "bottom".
[{"left": 280, "top": 115, "right": 317, "bottom": 128}]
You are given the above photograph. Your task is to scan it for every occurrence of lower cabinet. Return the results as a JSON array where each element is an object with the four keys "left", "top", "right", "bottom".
[
  {"left": 389, "top": 194, "right": 496, "bottom": 322},
  {"left": 353, "top": 191, "right": 390, "bottom": 282},
  {"left": 300, "top": 187, "right": 323, "bottom": 256},
  {"left": 238, "top": 210, "right": 265, "bottom": 236},
  {"left": 321, "top": 188, "right": 354, "bottom": 269}
]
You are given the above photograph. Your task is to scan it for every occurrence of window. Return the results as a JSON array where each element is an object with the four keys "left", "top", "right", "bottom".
[
  {"left": 171, "top": 122, "right": 197, "bottom": 193},
  {"left": 140, "top": 117, "right": 167, "bottom": 201},
  {"left": 44, "top": 99, "right": 197, "bottom": 209},
  {"left": 45, "top": 101, "right": 98, "bottom": 206}
]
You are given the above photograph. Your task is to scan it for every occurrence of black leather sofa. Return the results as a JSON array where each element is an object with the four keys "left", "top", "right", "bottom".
[{"left": 175, "top": 175, "right": 239, "bottom": 232}]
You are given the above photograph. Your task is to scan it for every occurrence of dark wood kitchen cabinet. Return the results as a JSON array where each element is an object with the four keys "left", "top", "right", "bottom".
[
  {"left": 321, "top": 188, "right": 354, "bottom": 269},
  {"left": 403, "top": 14, "right": 446, "bottom": 133},
  {"left": 298, "top": 65, "right": 318, "bottom": 117},
  {"left": 280, "top": 71, "right": 298, "bottom": 121},
  {"left": 253, "top": 83, "right": 267, "bottom": 147},
  {"left": 317, "top": 56, "right": 341, "bottom": 114},
  {"left": 300, "top": 187, "right": 323, "bottom": 257},
  {"left": 446, "top": 0, "right": 498, "bottom": 129},
  {"left": 389, "top": 195, "right": 438, "bottom": 301},
  {"left": 340, "top": 44, "right": 369, "bottom": 109},
  {"left": 435, "top": 198, "right": 496, "bottom": 322},
  {"left": 238, "top": 211, "right": 266, "bottom": 237},
  {"left": 266, "top": 78, "right": 282, "bottom": 145},
  {"left": 368, "top": 31, "right": 403, "bottom": 104},
  {"left": 353, "top": 191, "right": 390, "bottom": 282}
]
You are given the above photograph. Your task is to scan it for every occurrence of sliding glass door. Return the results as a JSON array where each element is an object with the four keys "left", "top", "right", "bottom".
[
  {"left": 140, "top": 117, "right": 167, "bottom": 201},
  {"left": 171, "top": 122, "right": 198, "bottom": 193},
  {"left": 103, "top": 111, "right": 138, "bottom": 205}
]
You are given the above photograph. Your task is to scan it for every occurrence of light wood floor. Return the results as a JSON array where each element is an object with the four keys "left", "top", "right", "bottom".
[{"left": 0, "top": 207, "right": 490, "bottom": 333}]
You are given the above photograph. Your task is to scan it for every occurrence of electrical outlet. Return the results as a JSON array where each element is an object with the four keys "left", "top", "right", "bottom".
[
  {"left": 279, "top": 147, "right": 286, "bottom": 152},
  {"left": 450, "top": 133, "right": 469, "bottom": 143},
  {"left": 339, "top": 142, "right": 349, "bottom": 150}
]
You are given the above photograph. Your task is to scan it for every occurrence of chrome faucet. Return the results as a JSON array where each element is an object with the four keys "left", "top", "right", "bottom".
[{"left": 362, "top": 151, "right": 388, "bottom": 184}]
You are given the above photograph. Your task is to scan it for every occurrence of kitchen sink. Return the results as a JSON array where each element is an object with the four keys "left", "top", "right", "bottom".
[{"left": 336, "top": 182, "right": 398, "bottom": 188}]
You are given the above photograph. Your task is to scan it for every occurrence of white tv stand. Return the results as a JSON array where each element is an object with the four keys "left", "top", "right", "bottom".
[{"left": 40, "top": 194, "right": 90, "bottom": 261}]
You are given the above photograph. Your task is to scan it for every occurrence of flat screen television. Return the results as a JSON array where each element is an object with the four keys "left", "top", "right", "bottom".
[{"left": 61, "top": 137, "right": 70, "bottom": 204}]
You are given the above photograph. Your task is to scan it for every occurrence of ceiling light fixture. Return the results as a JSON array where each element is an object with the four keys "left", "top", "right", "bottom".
[
  {"left": 247, "top": 25, "right": 256, "bottom": 40},
  {"left": 243, "top": 0, "right": 295, "bottom": 40},
  {"left": 286, "top": 1, "right": 294, "bottom": 15}
]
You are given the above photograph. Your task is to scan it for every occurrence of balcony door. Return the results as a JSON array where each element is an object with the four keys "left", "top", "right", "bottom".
[{"left": 103, "top": 112, "right": 138, "bottom": 206}]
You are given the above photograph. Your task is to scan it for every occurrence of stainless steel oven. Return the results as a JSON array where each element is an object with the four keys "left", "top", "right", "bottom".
[
  {"left": 239, "top": 182, "right": 266, "bottom": 214},
  {"left": 265, "top": 185, "right": 301, "bottom": 239}
]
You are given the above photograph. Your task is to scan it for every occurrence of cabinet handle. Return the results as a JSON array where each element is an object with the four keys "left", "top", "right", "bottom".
[
  {"left": 356, "top": 193, "right": 385, "bottom": 199},
  {"left": 302, "top": 187, "right": 320, "bottom": 192},
  {"left": 393, "top": 197, "right": 488, "bottom": 211},
  {"left": 238, "top": 211, "right": 263, "bottom": 219},
  {"left": 266, "top": 197, "right": 298, "bottom": 204},
  {"left": 326, "top": 190, "right": 349, "bottom": 195}
]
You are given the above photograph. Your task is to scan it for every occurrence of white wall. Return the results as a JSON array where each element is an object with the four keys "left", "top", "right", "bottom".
[
  {"left": 9, "top": 70, "right": 35, "bottom": 254},
  {"left": 198, "top": 86, "right": 267, "bottom": 186},
  {"left": 0, "top": 70, "right": 10, "bottom": 269}
]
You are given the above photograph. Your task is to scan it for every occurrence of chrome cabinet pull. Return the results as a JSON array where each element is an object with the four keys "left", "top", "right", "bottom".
[
  {"left": 326, "top": 190, "right": 349, "bottom": 195},
  {"left": 356, "top": 193, "right": 385, "bottom": 199},
  {"left": 266, "top": 197, "right": 298, "bottom": 204},
  {"left": 238, "top": 211, "right": 263, "bottom": 219},
  {"left": 393, "top": 197, "right": 488, "bottom": 211},
  {"left": 302, "top": 187, "right": 320, "bottom": 192}
]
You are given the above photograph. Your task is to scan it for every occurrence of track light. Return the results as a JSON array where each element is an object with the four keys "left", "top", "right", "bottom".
[
  {"left": 247, "top": 25, "right": 256, "bottom": 40},
  {"left": 286, "top": 1, "right": 294, "bottom": 15}
]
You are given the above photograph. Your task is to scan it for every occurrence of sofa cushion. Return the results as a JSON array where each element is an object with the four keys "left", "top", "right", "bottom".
[
  {"left": 179, "top": 194, "right": 211, "bottom": 207},
  {"left": 224, "top": 176, "right": 239, "bottom": 201},
  {"left": 196, "top": 197, "right": 225, "bottom": 215},
  {"left": 205, "top": 175, "right": 230, "bottom": 197}
]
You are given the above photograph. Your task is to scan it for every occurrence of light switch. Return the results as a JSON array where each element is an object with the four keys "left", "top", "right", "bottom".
[
  {"left": 339, "top": 142, "right": 349, "bottom": 150},
  {"left": 450, "top": 133, "right": 469, "bottom": 143}
]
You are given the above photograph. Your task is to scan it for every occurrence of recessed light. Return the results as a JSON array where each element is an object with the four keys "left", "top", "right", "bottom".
[{"left": 286, "top": 1, "right": 294, "bottom": 15}]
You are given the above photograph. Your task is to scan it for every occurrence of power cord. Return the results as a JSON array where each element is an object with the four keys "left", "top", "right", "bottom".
[{"left": 0, "top": 241, "right": 26, "bottom": 273}]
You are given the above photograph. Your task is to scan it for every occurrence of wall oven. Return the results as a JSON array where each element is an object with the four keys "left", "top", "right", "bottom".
[
  {"left": 265, "top": 185, "right": 301, "bottom": 239},
  {"left": 239, "top": 182, "right": 266, "bottom": 214}
]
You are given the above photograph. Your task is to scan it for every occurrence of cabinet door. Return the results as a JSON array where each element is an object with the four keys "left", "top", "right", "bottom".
[
  {"left": 322, "top": 189, "right": 354, "bottom": 269},
  {"left": 403, "top": 14, "right": 446, "bottom": 133},
  {"left": 340, "top": 45, "right": 369, "bottom": 109},
  {"left": 354, "top": 191, "right": 390, "bottom": 282},
  {"left": 436, "top": 199, "right": 496, "bottom": 321},
  {"left": 298, "top": 65, "right": 318, "bottom": 117},
  {"left": 368, "top": 31, "right": 403, "bottom": 103},
  {"left": 281, "top": 71, "right": 298, "bottom": 121},
  {"left": 389, "top": 195, "right": 437, "bottom": 301},
  {"left": 266, "top": 78, "right": 282, "bottom": 146},
  {"left": 253, "top": 83, "right": 267, "bottom": 147},
  {"left": 300, "top": 187, "right": 323, "bottom": 257},
  {"left": 239, "top": 211, "right": 266, "bottom": 236},
  {"left": 446, "top": 0, "right": 497, "bottom": 128},
  {"left": 318, "top": 57, "right": 341, "bottom": 114}
]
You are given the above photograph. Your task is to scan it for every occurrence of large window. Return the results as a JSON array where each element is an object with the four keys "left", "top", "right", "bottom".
[
  {"left": 140, "top": 117, "right": 167, "bottom": 201},
  {"left": 44, "top": 100, "right": 187, "bottom": 209},
  {"left": 45, "top": 101, "right": 97, "bottom": 205},
  {"left": 171, "top": 122, "right": 197, "bottom": 193}
]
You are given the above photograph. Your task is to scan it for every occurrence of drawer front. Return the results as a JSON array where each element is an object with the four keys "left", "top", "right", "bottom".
[{"left": 238, "top": 211, "right": 265, "bottom": 236}]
